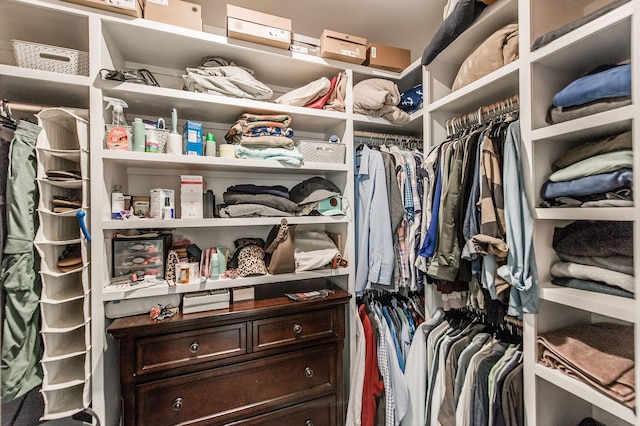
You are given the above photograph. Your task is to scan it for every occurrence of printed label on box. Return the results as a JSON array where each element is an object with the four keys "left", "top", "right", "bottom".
[
  {"left": 291, "top": 45, "right": 309, "bottom": 54},
  {"left": 340, "top": 49, "right": 356, "bottom": 58},
  {"left": 106, "top": 0, "right": 135, "bottom": 8},
  {"left": 262, "top": 27, "right": 290, "bottom": 41},
  {"left": 146, "top": 0, "right": 168, "bottom": 4},
  {"left": 371, "top": 46, "right": 377, "bottom": 58}
]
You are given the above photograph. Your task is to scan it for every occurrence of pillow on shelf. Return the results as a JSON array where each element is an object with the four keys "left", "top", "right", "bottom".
[{"left": 451, "top": 22, "right": 519, "bottom": 91}]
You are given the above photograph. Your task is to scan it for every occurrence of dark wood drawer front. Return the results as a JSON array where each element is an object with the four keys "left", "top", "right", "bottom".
[
  {"left": 136, "top": 344, "right": 337, "bottom": 426},
  {"left": 135, "top": 323, "right": 246, "bottom": 375},
  {"left": 253, "top": 308, "right": 337, "bottom": 351},
  {"left": 227, "top": 395, "right": 336, "bottom": 426}
]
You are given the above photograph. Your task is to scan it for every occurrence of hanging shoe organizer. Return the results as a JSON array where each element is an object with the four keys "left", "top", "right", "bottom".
[{"left": 34, "top": 108, "right": 91, "bottom": 420}]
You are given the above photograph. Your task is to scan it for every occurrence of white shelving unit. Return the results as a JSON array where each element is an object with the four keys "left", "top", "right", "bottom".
[
  {"left": 1, "top": 0, "right": 422, "bottom": 424},
  {"left": 425, "top": 0, "right": 639, "bottom": 425},
  {"left": 3, "top": 0, "right": 638, "bottom": 424}
]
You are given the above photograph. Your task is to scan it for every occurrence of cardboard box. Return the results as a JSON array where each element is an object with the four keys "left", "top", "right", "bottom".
[
  {"left": 149, "top": 188, "right": 174, "bottom": 219},
  {"left": 290, "top": 33, "right": 320, "bottom": 56},
  {"left": 364, "top": 43, "right": 411, "bottom": 72},
  {"left": 320, "top": 30, "right": 367, "bottom": 64},
  {"left": 227, "top": 4, "right": 291, "bottom": 50},
  {"left": 180, "top": 175, "right": 203, "bottom": 219},
  {"left": 182, "top": 120, "right": 203, "bottom": 156},
  {"left": 144, "top": 0, "right": 202, "bottom": 31},
  {"left": 61, "top": 0, "right": 143, "bottom": 17}
]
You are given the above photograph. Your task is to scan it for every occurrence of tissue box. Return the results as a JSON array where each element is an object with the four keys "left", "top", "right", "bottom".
[
  {"left": 180, "top": 175, "right": 203, "bottom": 219},
  {"left": 227, "top": 4, "right": 291, "bottom": 49},
  {"left": 298, "top": 140, "right": 345, "bottom": 164}
]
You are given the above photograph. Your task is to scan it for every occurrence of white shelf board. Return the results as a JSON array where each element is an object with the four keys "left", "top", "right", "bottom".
[
  {"left": 532, "top": 105, "right": 634, "bottom": 141},
  {"left": 100, "top": 149, "right": 348, "bottom": 174},
  {"left": 352, "top": 110, "right": 424, "bottom": 135},
  {"left": 540, "top": 286, "right": 636, "bottom": 323},
  {"left": 0, "top": 64, "right": 90, "bottom": 109},
  {"left": 534, "top": 364, "right": 637, "bottom": 425},
  {"left": 425, "top": 0, "right": 518, "bottom": 66},
  {"left": 100, "top": 82, "right": 347, "bottom": 133},
  {"left": 102, "top": 267, "right": 350, "bottom": 301},
  {"left": 530, "top": 2, "right": 633, "bottom": 65},
  {"left": 534, "top": 207, "right": 636, "bottom": 221},
  {"left": 100, "top": 17, "right": 373, "bottom": 90},
  {"left": 427, "top": 60, "right": 519, "bottom": 114},
  {"left": 102, "top": 215, "right": 349, "bottom": 230}
]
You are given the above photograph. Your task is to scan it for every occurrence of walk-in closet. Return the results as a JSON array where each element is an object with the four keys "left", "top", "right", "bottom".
[{"left": 0, "top": 0, "right": 637, "bottom": 425}]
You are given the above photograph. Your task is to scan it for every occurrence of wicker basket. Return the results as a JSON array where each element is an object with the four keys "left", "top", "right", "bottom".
[{"left": 12, "top": 40, "right": 89, "bottom": 76}]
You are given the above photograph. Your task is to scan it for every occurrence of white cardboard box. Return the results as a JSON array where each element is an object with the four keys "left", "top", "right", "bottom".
[{"left": 180, "top": 175, "right": 203, "bottom": 219}]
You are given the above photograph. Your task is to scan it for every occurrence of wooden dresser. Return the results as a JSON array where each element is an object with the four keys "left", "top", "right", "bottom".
[{"left": 107, "top": 287, "right": 351, "bottom": 426}]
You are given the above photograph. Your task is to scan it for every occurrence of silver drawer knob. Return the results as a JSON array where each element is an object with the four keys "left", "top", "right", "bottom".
[
  {"left": 173, "top": 397, "right": 184, "bottom": 411},
  {"left": 305, "top": 421, "right": 314, "bottom": 426},
  {"left": 189, "top": 341, "right": 200, "bottom": 353},
  {"left": 304, "top": 367, "right": 314, "bottom": 378},
  {"left": 293, "top": 324, "right": 303, "bottom": 334}
]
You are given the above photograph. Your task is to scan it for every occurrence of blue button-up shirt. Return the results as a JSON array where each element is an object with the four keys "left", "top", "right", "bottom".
[{"left": 355, "top": 145, "right": 395, "bottom": 296}]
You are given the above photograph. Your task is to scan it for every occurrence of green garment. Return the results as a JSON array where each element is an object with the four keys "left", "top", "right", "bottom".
[
  {"left": 551, "top": 130, "right": 632, "bottom": 171},
  {"left": 549, "top": 149, "right": 633, "bottom": 182},
  {"left": 1, "top": 120, "right": 42, "bottom": 402}
]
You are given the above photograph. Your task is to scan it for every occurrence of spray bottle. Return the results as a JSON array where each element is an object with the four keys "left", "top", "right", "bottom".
[{"left": 104, "top": 96, "right": 130, "bottom": 150}]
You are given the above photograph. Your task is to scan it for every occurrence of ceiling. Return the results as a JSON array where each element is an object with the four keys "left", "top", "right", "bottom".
[{"left": 190, "top": 0, "right": 449, "bottom": 63}]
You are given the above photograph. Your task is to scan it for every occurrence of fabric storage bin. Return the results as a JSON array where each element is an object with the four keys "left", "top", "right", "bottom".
[
  {"left": 40, "top": 271, "right": 87, "bottom": 303},
  {"left": 41, "top": 380, "right": 91, "bottom": 420},
  {"left": 40, "top": 296, "right": 89, "bottom": 330},
  {"left": 12, "top": 40, "right": 89, "bottom": 76},
  {"left": 41, "top": 326, "right": 90, "bottom": 358},
  {"left": 41, "top": 352, "right": 89, "bottom": 388},
  {"left": 37, "top": 109, "right": 89, "bottom": 151},
  {"left": 297, "top": 139, "right": 346, "bottom": 163},
  {"left": 35, "top": 214, "right": 81, "bottom": 242}
]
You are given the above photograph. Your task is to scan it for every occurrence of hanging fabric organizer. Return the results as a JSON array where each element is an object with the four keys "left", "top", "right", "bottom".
[{"left": 33, "top": 108, "right": 91, "bottom": 420}]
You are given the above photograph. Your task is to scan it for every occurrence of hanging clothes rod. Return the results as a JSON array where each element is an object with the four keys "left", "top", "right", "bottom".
[
  {"left": 1, "top": 99, "right": 47, "bottom": 116},
  {"left": 353, "top": 130, "right": 423, "bottom": 143},
  {"left": 446, "top": 94, "right": 519, "bottom": 136}
]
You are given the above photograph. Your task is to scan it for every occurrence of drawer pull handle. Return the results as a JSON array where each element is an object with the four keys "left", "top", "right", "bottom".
[
  {"left": 304, "top": 367, "right": 314, "bottom": 378},
  {"left": 173, "top": 397, "right": 184, "bottom": 411},
  {"left": 305, "top": 421, "right": 314, "bottom": 426},
  {"left": 189, "top": 341, "right": 200, "bottom": 353},
  {"left": 293, "top": 324, "right": 303, "bottom": 334}
]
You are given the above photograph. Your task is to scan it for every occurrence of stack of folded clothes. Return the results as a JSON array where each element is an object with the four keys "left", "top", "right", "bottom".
[
  {"left": 546, "top": 62, "right": 631, "bottom": 125},
  {"left": 274, "top": 71, "right": 347, "bottom": 112},
  {"left": 538, "top": 322, "right": 635, "bottom": 409},
  {"left": 550, "top": 220, "right": 634, "bottom": 298},
  {"left": 540, "top": 131, "right": 633, "bottom": 207},
  {"left": 225, "top": 113, "right": 303, "bottom": 166},
  {"left": 218, "top": 184, "right": 300, "bottom": 218}
]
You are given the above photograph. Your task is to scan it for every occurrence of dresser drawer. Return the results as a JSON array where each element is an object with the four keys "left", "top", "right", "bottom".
[
  {"left": 227, "top": 395, "right": 336, "bottom": 426},
  {"left": 253, "top": 308, "right": 337, "bottom": 351},
  {"left": 136, "top": 344, "right": 337, "bottom": 425},
  {"left": 135, "top": 323, "right": 246, "bottom": 375}
]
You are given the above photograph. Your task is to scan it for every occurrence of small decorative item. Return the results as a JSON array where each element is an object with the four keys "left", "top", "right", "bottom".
[{"left": 150, "top": 304, "right": 176, "bottom": 321}]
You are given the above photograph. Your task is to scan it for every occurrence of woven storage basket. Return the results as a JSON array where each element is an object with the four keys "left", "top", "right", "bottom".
[
  {"left": 12, "top": 40, "right": 89, "bottom": 76},
  {"left": 298, "top": 139, "right": 346, "bottom": 164}
]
